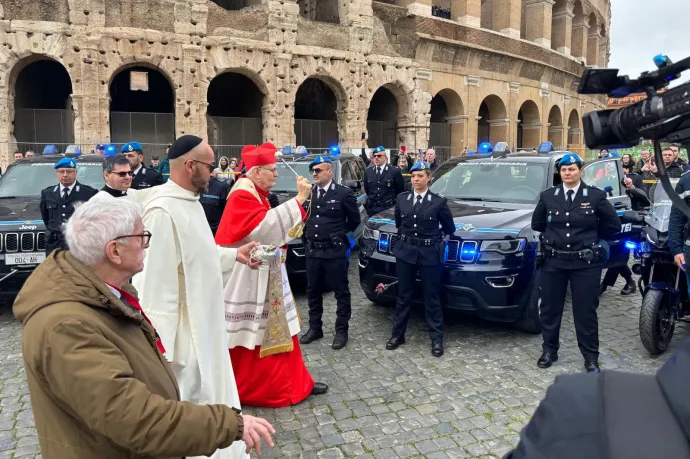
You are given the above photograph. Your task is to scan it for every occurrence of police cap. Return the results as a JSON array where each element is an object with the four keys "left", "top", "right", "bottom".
[
  {"left": 558, "top": 153, "right": 584, "bottom": 168},
  {"left": 121, "top": 141, "right": 143, "bottom": 153},
  {"left": 371, "top": 146, "right": 386, "bottom": 154},
  {"left": 409, "top": 160, "right": 431, "bottom": 173},
  {"left": 309, "top": 155, "right": 332, "bottom": 172},
  {"left": 54, "top": 158, "right": 77, "bottom": 169}
]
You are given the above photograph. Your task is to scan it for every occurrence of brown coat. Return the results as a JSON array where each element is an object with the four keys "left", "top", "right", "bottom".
[{"left": 13, "top": 250, "right": 243, "bottom": 459}]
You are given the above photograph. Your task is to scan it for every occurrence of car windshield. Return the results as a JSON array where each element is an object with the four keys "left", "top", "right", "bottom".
[
  {"left": 430, "top": 160, "right": 547, "bottom": 203},
  {"left": 0, "top": 161, "right": 105, "bottom": 198},
  {"left": 272, "top": 161, "right": 339, "bottom": 192}
]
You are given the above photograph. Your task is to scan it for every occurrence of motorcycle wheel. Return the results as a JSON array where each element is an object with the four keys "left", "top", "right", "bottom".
[{"left": 639, "top": 289, "right": 676, "bottom": 355}]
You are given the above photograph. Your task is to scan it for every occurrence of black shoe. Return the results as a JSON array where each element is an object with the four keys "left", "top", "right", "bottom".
[
  {"left": 311, "top": 382, "right": 329, "bottom": 395},
  {"left": 332, "top": 332, "right": 348, "bottom": 350},
  {"left": 537, "top": 351, "right": 558, "bottom": 369},
  {"left": 585, "top": 360, "right": 601, "bottom": 373},
  {"left": 620, "top": 281, "right": 636, "bottom": 296},
  {"left": 431, "top": 342, "right": 444, "bottom": 357},
  {"left": 299, "top": 328, "right": 323, "bottom": 345},
  {"left": 386, "top": 336, "right": 405, "bottom": 350}
]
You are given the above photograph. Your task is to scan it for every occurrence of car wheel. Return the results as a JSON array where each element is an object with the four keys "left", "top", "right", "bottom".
[{"left": 513, "top": 271, "right": 541, "bottom": 334}]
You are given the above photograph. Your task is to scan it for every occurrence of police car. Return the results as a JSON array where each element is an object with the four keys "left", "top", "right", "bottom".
[
  {"left": 271, "top": 148, "right": 368, "bottom": 278},
  {"left": 0, "top": 154, "right": 105, "bottom": 305},
  {"left": 358, "top": 143, "right": 636, "bottom": 333}
]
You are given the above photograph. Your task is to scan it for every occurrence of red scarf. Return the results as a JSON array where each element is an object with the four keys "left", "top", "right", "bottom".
[{"left": 106, "top": 283, "right": 166, "bottom": 356}]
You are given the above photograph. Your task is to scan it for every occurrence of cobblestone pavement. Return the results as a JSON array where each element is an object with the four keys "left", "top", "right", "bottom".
[{"left": 0, "top": 260, "right": 688, "bottom": 458}]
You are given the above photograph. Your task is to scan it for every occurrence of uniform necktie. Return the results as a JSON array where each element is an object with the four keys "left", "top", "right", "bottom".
[
  {"left": 566, "top": 189, "right": 574, "bottom": 206},
  {"left": 414, "top": 194, "right": 423, "bottom": 212},
  {"left": 62, "top": 187, "right": 69, "bottom": 201},
  {"left": 318, "top": 188, "right": 325, "bottom": 201},
  {"left": 376, "top": 167, "right": 381, "bottom": 179}
]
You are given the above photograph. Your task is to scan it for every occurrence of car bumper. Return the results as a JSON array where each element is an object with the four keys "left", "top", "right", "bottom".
[
  {"left": 0, "top": 266, "right": 34, "bottom": 297},
  {"left": 358, "top": 249, "right": 536, "bottom": 323}
]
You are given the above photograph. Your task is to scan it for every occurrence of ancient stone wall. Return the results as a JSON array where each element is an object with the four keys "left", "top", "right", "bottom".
[{"left": 0, "top": 0, "right": 610, "bottom": 170}]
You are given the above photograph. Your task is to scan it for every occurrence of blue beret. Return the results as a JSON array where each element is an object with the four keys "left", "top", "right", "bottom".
[
  {"left": 409, "top": 161, "right": 431, "bottom": 173},
  {"left": 309, "top": 155, "right": 332, "bottom": 171},
  {"left": 371, "top": 146, "right": 386, "bottom": 154},
  {"left": 55, "top": 158, "right": 77, "bottom": 169},
  {"left": 558, "top": 153, "right": 583, "bottom": 167},
  {"left": 121, "top": 142, "right": 143, "bottom": 153}
]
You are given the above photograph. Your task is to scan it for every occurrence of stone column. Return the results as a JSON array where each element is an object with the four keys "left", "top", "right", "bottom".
[
  {"left": 587, "top": 30, "right": 600, "bottom": 66},
  {"left": 551, "top": 8, "right": 573, "bottom": 54},
  {"left": 521, "top": 123, "right": 542, "bottom": 148},
  {"left": 344, "top": 0, "right": 374, "bottom": 54},
  {"left": 488, "top": 119, "right": 509, "bottom": 144},
  {"left": 571, "top": 22, "right": 589, "bottom": 62},
  {"left": 548, "top": 126, "right": 565, "bottom": 148},
  {"left": 174, "top": 44, "right": 206, "bottom": 138},
  {"left": 268, "top": 53, "right": 295, "bottom": 146},
  {"left": 446, "top": 115, "right": 468, "bottom": 153},
  {"left": 265, "top": 0, "right": 299, "bottom": 48},
  {"left": 524, "top": 0, "right": 554, "bottom": 48},
  {"left": 71, "top": 36, "right": 110, "bottom": 148},
  {"left": 398, "top": 0, "right": 432, "bottom": 18},
  {"left": 492, "top": 0, "right": 521, "bottom": 39},
  {"left": 568, "top": 127, "right": 582, "bottom": 148},
  {"left": 452, "top": 0, "right": 481, "bottom": 27}
]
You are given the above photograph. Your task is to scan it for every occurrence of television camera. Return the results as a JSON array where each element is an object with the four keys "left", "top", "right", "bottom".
[{"left": 578, "top": 54, "right": 690, "bottom": 216}]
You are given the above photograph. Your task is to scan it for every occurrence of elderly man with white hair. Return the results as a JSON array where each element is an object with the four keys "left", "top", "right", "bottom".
[{"left": 13, "top": 199, "right": 275, "bottom": 459}]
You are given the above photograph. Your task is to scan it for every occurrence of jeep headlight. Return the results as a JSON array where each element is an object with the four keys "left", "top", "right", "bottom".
[
  {"left": 480, "top": 238, "right": 526, "bottom": 254},
  {"left": 362, "top": 226, "right": 380, "bottom": 240}
]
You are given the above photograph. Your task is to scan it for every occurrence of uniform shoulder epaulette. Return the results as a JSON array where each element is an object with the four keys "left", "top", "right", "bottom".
[
  {"left": 41, "top": 185, "right": 55, "bottom": 193},
  {"left": 428, "top": 190, "right": 444, "bottom": 199}
]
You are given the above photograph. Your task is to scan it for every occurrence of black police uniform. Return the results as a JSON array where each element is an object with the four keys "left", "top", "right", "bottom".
[
  {"left": 363, "top": 164, "right": 405, "bottom": 216},
  {"left": 532, "top": 182, "right": 620, "bottom": 370},
  {"left": 132, "top": 165, "right": 164, "bottom": 189},
  {"left": 200, "top": 177, "right": 230, "bottom": 235},
  {"left": 389, "top": 189, "right": 455, "bottom": 355},
  {"left": 669, "top": 170, "right": 690, "bottom": 265},
  {"left": 302, "top": 182, "right": 360, "bottom": 346},
  {"left": 40, "top": 182, "right": 98, "bottom": 254}
]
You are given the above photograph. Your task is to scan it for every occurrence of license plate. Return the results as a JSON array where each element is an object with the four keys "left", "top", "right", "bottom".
[{"left": 5, "top": 252, "right": 45, "bottom": 265}]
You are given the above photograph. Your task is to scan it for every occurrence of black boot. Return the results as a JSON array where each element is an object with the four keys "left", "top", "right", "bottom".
[{"left": 620, "top": 280, "right": 636, "bottom": 295}]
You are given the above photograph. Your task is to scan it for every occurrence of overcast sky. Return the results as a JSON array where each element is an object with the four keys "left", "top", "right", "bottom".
[{"left": 609, "top": 0, "right": 690, "bottom": 86}]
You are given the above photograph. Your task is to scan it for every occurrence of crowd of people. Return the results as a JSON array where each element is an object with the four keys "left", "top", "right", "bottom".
[{"left": 9, "top": 135, "right": 690, "bottom": 458}]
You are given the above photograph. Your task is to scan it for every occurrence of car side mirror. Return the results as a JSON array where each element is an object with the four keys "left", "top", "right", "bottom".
[{"left": 345, "top": 180, "right": 361, "bottom": 191}]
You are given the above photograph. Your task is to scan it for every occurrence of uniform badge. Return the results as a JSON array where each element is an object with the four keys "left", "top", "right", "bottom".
[{"left": 583, "top": 188, "right": 588, "bottom": 197}]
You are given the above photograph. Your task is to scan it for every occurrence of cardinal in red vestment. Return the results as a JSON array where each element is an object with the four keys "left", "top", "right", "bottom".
[{"left": 215, "top": 143, "right": 329, "bottom": 408}]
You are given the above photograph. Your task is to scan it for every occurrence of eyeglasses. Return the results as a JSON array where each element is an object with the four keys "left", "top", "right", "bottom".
[
  {"left": 114, "top": 230, "right": 152, "bottom": 246},
  {"left": 191, "top": 159, "right": 215, "bottom": 173},
  {"left": 111, "top": 171, "right": 134, "bottom": 177},
  {"left": 56, "top": 169, "right": 76, "bottom": 175},
  {"left": 312, "top": 168, "right": 325, "bottom": 174},
  {"left": 260, "top": 166, "right": 279, "bottom": 174},
  {"left": 373, "top": 154, "right": 385, "bottom": 158}
]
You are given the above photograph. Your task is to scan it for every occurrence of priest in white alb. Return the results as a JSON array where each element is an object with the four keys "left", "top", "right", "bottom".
[
  {"left": 131, "top": 135, "right": 267, "bottom": 459},
  {"left": 215, "top": 143, "right": 329, "bottom": 408}
]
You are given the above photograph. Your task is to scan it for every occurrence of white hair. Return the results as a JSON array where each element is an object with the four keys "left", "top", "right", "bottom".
[{"left": 64, "top": 199, "right": 142, "bottom": 266}]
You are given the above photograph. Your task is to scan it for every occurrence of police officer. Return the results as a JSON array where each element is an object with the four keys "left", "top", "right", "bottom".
[
  {"left": 299, "top": 155, "right": 361, "bottom": 350},
  {"left": 200, "top": 169, "right": 230, "bottom": 235},
  {"left": 121, "top": 142, "right": 164, "bottom": 189},
  {"left": 532, "top": 153, "right": 621, "bottom": 373},
  {"left": 40, "top": 157, "right": 98, "bottom": 255},
  {"left": 670, "top": 168, "right": 690, "bottom": 285},
  {"left": 386, "top": 161, "right": 455, "bottom": 357},
  {"left": 363, "top": 146, "right": 405, "bottom": 217}
]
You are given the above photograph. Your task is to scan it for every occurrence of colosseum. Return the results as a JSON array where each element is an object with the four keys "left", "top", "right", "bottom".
[{"left": 0, "top": 0, "right": 610, "bottom": 168}]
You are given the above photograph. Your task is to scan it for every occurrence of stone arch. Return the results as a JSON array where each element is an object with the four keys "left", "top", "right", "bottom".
[
  {"left": 206, "top": 69, "right": 268, "bottom": 156},
  {"left": 586, "top": 12, "right": 599, "bottom": 66},
  {"left": 294, "top": 75, "right": 348, "bottom": 149},
  {"left": 551, "top": 0, "right": 570, "bottom": 54},
  {"left": 477, "top": 94, "right": 508, "bottom": 146},
  {"left": 567, "top": 108, "right": 582, "bottom": 148},
  {"left": 210, "top": 0, "right": 261, "bottom": 11},
  {"left": 108, "top": 64, "right": 176, "bottom": 159},
  {"left": 571, "top": 0, "right": 586, "bottom": 61},
  {"left": 547, "top": 105, "right": 564, "bottom": 148},
  {"left": 297, "top": 0, "right": 339, "bottom": 24},
  {"left": 517, "top": 100, "right": 541, "bottom": 149},
  {"left": 8, "top": 55, "right": 75, "bottom": 152},
  {"left": 429, "top": 88, "right": 465, "bottom": 153},
  {"left": 367, "top": 81, "right": 413, "bottom": 149}
]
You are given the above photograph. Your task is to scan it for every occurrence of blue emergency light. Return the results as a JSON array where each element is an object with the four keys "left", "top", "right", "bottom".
[
  {"left": 478, "top": 142, "right": 493, "bottom": 154},
  {"left": 329, "top": 145, "right": 341, "bottom": 155},
  {"left": 625, "top": 240, "right": 637, "bottom": 250},
  {"left": 459, "top": 241, "right": 478, "bottom": 262},
  {"left": 282, "top": 146, "right": 293, "bottom": 155},
  {"left": 537, "top": 141, "right": 554, "bottom": 154},
  {"left": 104, "top": 145, "right": 117, "bottom": 157},
  {"left": 378, "top": 233, "right": 390, "bottom": 252}
]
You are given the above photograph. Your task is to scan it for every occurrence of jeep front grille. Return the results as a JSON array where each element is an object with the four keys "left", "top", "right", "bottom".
[
  {"left": 37, "top": 232, "right": 46, "bottom": 251},
  {"left": 20, "top": 233, "right": 34, "bottom": 252},
  {"left": 4, "top": 233, "right": 18, "bottom": 252}
]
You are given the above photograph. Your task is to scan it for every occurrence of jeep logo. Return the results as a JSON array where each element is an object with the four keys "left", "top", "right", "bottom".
[{"left": 18, "top": 225, "right": 37, "bottom": 230}]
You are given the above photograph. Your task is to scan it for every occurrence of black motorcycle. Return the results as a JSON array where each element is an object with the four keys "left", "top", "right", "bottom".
[{"left": 632, "top": 180, "right": 690, "bottom": 355}]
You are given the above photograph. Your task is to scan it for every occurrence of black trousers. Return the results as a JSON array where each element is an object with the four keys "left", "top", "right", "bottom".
[
  {"left": 392, "top": 259, "right": 444, "bottom": 343},
  {"left": 601, "top": 265, "right": 633, "bottom": 288},
  {"left": 306, "top": 257, "right": 351, "bottom": 333},
  {"left": 539, "top": 263, "right": 602, "bottom": 361}
]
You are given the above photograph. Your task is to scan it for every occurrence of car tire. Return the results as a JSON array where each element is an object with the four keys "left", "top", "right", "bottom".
[{"left": 513, "top": 271, "right": 541, "bottom": 334}]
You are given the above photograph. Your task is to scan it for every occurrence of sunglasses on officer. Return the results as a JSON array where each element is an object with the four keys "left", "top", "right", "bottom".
[
  {"left": 312, "top": 167, "right": 326, "bottom": 174},
  {"left": 110, "top": 171, "right": 134, "bottom": 178}
]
